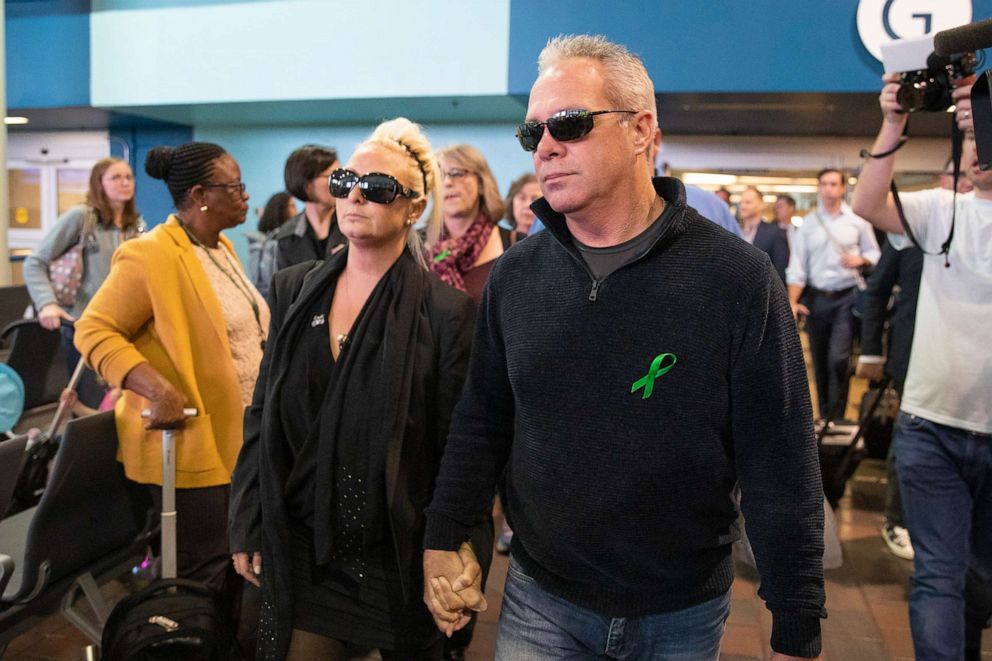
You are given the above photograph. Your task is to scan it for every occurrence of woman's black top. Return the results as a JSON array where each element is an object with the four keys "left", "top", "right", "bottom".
[{"left": 228, "top": 249, "right": 494, "bottom": 659}]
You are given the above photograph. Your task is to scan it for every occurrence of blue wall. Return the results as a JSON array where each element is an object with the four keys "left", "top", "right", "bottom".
[
  {"left": 110, "top": 125, "right": 195, "bottom": 229},
  {"left": 6, "top": 0, "right": 90, "bottom": 108},
  {"left": 507, "top": 0, "right": 992, "bottom": 94}
]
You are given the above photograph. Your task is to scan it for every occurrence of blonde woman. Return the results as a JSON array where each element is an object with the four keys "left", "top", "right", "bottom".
[{"left": 229, "top": 118, "right": 492, "bottom": 661}]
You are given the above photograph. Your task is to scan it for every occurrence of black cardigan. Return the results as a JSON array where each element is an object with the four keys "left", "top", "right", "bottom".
[
  {"left": 273, "top": 211, "right": 347, "bottom": 271},
  {"left": 229, "top": 250, "right": 492, "bottom": 660},
  {"left": 424, "top": 177, "right": 826, "bottom": 658}
]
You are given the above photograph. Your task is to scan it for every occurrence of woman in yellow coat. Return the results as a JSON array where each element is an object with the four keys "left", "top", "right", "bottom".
[{"left": 75, "top": 142, "right": 269, "bottom": 598}]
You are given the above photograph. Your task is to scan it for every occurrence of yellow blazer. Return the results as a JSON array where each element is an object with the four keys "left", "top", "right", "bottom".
[{"left": 75, "top": 215, "right": 246, "bottom": 488}]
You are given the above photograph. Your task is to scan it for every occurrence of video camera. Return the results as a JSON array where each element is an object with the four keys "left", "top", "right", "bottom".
[
  {"left": 934, "top": 18, "right": 992, "bottom": 169},
  {"left": 881, "top": 34, "right": 977, "bottom": 113}
]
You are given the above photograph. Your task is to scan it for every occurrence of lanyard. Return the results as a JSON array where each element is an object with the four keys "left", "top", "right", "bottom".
[{"left": 179, "top": 221, "right": 265, "bottom": 349}]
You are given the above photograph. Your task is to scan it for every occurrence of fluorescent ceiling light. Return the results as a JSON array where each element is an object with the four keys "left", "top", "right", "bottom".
[
  {"left": 682, "top": 172, "right": 738, "bottom": 185},
  {"left": 4, "top": 117, "right": 29, "bottom": 125}
]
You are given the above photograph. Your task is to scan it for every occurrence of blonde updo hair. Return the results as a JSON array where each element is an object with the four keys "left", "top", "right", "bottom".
[
  {"left": 358, "top": 117, "right": 442, "bottom": 264},
  {"left": 436, "top": 144, "right": 506, "bottom": 226}
]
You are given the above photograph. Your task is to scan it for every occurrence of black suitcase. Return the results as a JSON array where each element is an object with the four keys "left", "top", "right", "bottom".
[
  {"left": 817, "top": 382, "right": 892, "bottom": 507},
  {"left": 100, "top": 411, "right": 241, "bottom": 660},
  {"left": 818, "top": 421, "right": 863, "bottom": 507}
]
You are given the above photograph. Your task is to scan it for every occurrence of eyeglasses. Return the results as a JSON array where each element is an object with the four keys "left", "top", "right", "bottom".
[
  {"left": 515, "top": 109, "right": 638, "bottom": 152},
  {"left": 328, "top": 169, "right": 418, "bottom": 205},
  {"left": 442, "top": 168, "right": 471, "bottom": 181},
  {"left": 203, "top": 181, "right": 247, "bottom": 195}
]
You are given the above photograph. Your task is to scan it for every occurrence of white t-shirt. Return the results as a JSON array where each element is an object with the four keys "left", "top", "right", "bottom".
[{"left": 892, "top": 188, "right": 992, "bottom": 434}]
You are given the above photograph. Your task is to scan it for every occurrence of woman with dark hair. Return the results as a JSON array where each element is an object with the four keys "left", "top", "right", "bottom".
[
  {"left": 259, "top": 191, "right": 298, "bottom": 234},
  {"left": 502, "top": 172, "right": 541, "bottom": 235},
  {"left": 270, "top": 144, "right": 344, "bottom": 271},
  {"left": 248, "top": 191, "right": 298, "bottom": 296},
  {"left": 430, "top": 144, "right": 520, "bottom": 305},
  {"left": 75, "top": 142, "right": 269, "bottom": 604},
  {"left": 228, "top": 118, "right": 491, "bottom": 661},
  {"left": 24, "top": 157, "right": 144, "bottom": 407}
]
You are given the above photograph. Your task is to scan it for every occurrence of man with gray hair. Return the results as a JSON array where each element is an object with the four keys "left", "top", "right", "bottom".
[{"left": 423, "top": 34, "right": 825, "bottom": 660}]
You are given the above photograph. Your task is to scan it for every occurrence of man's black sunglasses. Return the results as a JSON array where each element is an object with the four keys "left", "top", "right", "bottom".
[
  {"left": 328, "top": 169, "right": 419, "bottom": 205},
  {"left": 515, "top": 109, "right": 638, "bottom": 152}
]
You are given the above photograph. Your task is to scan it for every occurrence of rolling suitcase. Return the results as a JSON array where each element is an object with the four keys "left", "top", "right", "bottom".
[
  {"left": 817, "top": 383, "right": 892, "bottom": 507},
  {"left": 100, "top": 409, "right": 241, "bottom": 661}
]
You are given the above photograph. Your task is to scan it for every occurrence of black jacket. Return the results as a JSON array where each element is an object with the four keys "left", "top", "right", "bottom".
[
  {"left": 229, "top": 251, "right": 492, "bottom": 659},
  {"left": 753, "top": 220, "right": 790, "bottom": 284},
  {"left": 859, "top": 240, "right": 923, "bottom": 387},
  {"left": 273, "top": 211, "right": 347, "bottom": 271},
  {"left": 424, "top": 177, "right": 825, "bottom": 658}
]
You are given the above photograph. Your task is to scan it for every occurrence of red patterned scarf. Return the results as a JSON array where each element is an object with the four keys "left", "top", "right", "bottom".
[{"left": 430, "top": 212, "right": 494, "bottom": 291}]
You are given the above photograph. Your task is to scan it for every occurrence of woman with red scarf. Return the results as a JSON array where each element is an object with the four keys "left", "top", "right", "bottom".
[{"left": 430, "top": 145, "right": 521, "bottom": 305}]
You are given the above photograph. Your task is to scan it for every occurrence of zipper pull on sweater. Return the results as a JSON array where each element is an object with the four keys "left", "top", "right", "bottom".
[{"left": 589, "top": 280, "right": 601, "bottom": 301}]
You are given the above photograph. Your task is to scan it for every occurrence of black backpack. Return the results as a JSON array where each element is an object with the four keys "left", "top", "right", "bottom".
[
  {"left": 100, "top": 578, "right": 241, "bottom": 661},
  {"left": 8, "top": 434, "right": 58, "bottom": 514}
]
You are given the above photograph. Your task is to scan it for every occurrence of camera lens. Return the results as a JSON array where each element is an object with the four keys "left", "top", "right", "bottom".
[{"left": 897, "top": 81, "right": 926, "bottom": 113}]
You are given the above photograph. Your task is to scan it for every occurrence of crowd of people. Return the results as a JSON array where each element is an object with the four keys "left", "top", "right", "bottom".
[{"left": 17, "top": 31, "right": 990, "bottom": 661}]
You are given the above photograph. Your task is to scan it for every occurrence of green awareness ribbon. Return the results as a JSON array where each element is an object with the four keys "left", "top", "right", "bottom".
[
  {"left": 433, "top": 249, "right": 451, "bottom": 263},
  {"left": 630, "top": 353, "right": 677, "bottom": 400}
]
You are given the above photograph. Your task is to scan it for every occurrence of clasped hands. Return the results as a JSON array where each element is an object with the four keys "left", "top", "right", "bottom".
[{"left": 423, "top": 541, "right": 487, "bottom": 637}]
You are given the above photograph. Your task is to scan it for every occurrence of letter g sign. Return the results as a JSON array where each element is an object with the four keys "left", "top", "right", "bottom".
[{"left": 857, "top": 0, "right": 973, "bottom": 62}]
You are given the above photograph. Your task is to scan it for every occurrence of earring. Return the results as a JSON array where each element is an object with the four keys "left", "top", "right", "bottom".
[
  {"left": 406, "top": 218, "right": 415, "bottom": 226},
  {"left": 200, "top": 205, "right": 209, "bottom": 212}
]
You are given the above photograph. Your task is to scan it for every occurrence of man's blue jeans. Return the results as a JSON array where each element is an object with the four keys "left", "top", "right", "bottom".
[
  {"left": 896, "top": 412, "right": 992, "bottom": 661},
  {"left": 495, "top": 556, "right": 730, "bottom": 660}
]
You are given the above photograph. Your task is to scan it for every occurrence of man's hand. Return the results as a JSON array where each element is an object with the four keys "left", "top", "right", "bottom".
[
  {"left": 879, "top": 73, "right": 907, "bottom": 126},
  {"left": 423, "top": 542, "right": 487, "bottom": 637},
  {"left": 790, "top": 301, "right": 809, "bottom": 321},
  {"left": 952, "top": 75, "right": 978, "bottom": 133},
  {"left": 838, "top": 253, "right": 867, "bottom": 270},
  {"left": 855, "top": 360, "right": 885, "bottom": 382},
  {"left": 38, "top": 303, "right": 74, "bottom": 331}
]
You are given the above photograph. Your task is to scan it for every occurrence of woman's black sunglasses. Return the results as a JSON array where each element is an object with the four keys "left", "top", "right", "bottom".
[
  {"left": 515, "top": 109, "right": 638, "bottom": 152},
  {"left": 328, "top": 169, "right": 419, "bottom": 204}
]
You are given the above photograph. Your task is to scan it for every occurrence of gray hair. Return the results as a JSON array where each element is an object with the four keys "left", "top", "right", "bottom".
[{"left": 537, "top": 34, "right": 657, "bottom": 125}]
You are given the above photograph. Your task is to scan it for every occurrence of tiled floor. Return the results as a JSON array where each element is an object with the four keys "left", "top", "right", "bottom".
[{"left": 6, "top": 466, "right": 988, "bottom": 660}]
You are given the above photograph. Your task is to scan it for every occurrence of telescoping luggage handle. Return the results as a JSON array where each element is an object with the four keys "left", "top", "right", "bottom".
[{"left": 141, "top": 407, "right": 198, "bottom": 580}]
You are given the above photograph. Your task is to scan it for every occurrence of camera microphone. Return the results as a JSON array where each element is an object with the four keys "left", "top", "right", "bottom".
[{"left": 934, "top": 18, "right": 992, "bottom": 56}]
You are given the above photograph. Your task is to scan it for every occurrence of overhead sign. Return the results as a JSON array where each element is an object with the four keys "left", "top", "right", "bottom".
[{"left": 858, "top": 0, "right": 973, "bottom": 61}]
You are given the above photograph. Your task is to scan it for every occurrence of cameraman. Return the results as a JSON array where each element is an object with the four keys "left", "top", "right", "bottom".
[{"left": 852, "top": 74, "right": 992, "bottom": 661}]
